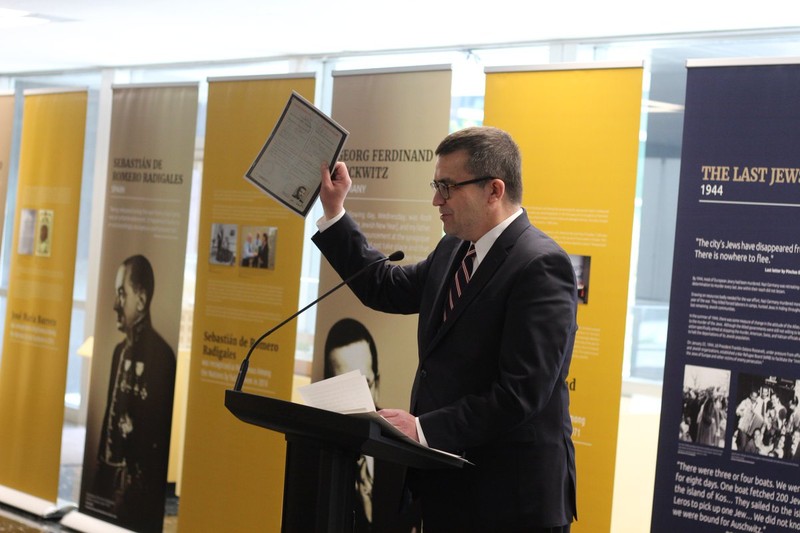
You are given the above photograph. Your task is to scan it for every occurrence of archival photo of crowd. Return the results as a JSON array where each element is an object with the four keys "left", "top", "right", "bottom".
[
  {"left": 732, "top": 373, "right": 800, "bottom": 462},
  {"left": 679, "top": 364, "right": 731, "bottom": 449}
]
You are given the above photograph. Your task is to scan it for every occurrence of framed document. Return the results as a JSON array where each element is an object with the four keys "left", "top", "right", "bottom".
[{"left": 245, "top": 91, "right": 349, "bottom": 217}]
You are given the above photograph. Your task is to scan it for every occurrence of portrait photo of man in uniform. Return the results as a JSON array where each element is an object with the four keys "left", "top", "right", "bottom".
[{"left": 88, "top": 254, "right": 177, "bottom": 533}]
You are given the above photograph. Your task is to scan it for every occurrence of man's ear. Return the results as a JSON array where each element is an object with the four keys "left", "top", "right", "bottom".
[
  {"left": 487, "top": 178, "right": 506, "bottom": 203},
  {"left": 136, "top": 291, "right": 148, "bottom": 312}
]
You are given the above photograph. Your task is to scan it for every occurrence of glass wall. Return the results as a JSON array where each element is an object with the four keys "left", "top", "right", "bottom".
[
  {"left": 2, "top": 30, "right": 800, "bottom": 422},
  {"left": 596, "top": 34, "right": 800, "bottom": 387}
]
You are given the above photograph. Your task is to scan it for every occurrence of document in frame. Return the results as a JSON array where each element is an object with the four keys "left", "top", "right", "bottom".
[{"left": 245, "top": 91, "right": 349, "bottom": 217}]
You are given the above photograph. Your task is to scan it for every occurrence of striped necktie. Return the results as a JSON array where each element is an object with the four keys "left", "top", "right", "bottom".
[{"left": 444, "top": 243, "right": 476, "bottom": 322}]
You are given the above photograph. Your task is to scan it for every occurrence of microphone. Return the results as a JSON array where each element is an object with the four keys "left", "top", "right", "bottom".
[{"left": 232, "top": 250, "right": 405, "bottom": 392}]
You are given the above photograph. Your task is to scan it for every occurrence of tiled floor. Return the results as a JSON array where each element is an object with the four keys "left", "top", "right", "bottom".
[
  {"left": 0, "top": 505, "right": 62, "bottom": 532},
  {"left": 0, "top": 497, "right": 178, "bottom": 533},
  {"left": 0, "top": 503, "right": 177, "bottom": 533}
]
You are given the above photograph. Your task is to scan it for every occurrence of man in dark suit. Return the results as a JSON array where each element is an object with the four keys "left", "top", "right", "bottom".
[{"left": 313, "top": 126, "right": 577, "bottom": 532}]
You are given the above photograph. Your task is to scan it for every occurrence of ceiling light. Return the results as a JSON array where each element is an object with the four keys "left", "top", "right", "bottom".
[
  {"left": 646, "top": 100, "right": 685, "bottom": 113},
  {"left": 0, "top": 8, "right": 51, "bottom": 29}
]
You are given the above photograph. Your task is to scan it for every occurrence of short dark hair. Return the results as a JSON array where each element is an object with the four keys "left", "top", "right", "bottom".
[
  {"left": 323, "top": 318, "right": 378, "bottom": 379},
  {"left": 123, "top": 254, "right": 155, "bottom": 311},
  {"left": 435, "top": 126, "right": 522, "bottom": 204}
]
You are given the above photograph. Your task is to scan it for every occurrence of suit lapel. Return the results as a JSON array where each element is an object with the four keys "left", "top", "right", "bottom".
[
  {"left": 424, "top": 212, "right": 532, "bottom": 353},
  {"left": 423, "top": 240, "right": 469, "bottom": 345}
]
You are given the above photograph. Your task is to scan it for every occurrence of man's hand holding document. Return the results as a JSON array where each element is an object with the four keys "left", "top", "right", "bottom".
[
  {"left": 297, "top": 369, "right": 376, "bottom": 415},
  {"left": 297, "top": 370, "right": 468, "bottom": 462}
]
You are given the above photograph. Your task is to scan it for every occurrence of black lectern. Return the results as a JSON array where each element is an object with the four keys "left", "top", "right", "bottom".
[{"left": 225, "top": 390, "right": 463, "bottom": 532}]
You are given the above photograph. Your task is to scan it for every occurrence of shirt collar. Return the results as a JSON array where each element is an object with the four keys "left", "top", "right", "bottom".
[{"left": 471, "top": 208, "right": 523, "bottom": 271}]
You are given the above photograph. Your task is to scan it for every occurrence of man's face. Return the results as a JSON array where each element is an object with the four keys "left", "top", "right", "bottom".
[
  {"left": 329, "top": 339, "right": 378, "bottom": 404},
  {"left": 432, "top": 150, "right": 489, "bottom": 242},
  {"left": 114, "top": 265, "right": 143, "bottom": 333}
]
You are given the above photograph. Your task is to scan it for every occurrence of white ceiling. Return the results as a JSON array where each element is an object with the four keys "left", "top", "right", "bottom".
[{"left": 2, "top": 0, "right": 800, "bottom": 74}]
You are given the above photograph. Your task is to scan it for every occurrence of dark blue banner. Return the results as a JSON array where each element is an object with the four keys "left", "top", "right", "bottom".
[{"left": 651, "top": 61, "right": 800, "bottom": 533}]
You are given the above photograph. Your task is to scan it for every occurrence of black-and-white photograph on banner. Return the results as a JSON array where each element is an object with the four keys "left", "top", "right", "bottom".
[
  {"left": 732, "top": 373, "right": 800, "bottom": 461},
  {"left": 679, "top": 364, "right": 730, "bottom": 449},
  {"left": 82, "top": 254, "right": 177, "bottom": 531},
  {"left": 209, "top": 222, "right": 237, "bottom": 266},
  {"left": 17, "top": 208, "right": 36, "bottom": 255}
]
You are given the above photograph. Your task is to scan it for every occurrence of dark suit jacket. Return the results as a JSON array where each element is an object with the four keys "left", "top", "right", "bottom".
[
  {"left": 90, "top": 317, "right": 177, "bottom": 533},
  {"left": 313, "top": 210, "right": 578, "bottom": 531}
]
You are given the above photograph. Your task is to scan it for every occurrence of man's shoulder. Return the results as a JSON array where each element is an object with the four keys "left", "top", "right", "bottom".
[
  {"left": 497, "top": 213, "right": 557, "bottom": 250},
  {"left": 139, "top": 324, "right": 176, "bottom": 359},
  {"left": 513, "top": 223, "right": 570, "bottom": 261}
]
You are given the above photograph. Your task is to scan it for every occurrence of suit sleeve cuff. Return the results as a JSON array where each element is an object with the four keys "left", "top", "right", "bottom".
[
  {"left": 316, "top": 209, "right": 346, "bottom": 232},
  {"left": 415, "top": 417, "right": 429, "bottom": 447}
]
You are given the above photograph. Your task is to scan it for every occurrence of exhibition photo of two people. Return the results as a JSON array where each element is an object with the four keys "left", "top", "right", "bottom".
[{"left": 313, "top": 126, "right": 578, "bottom": 532}]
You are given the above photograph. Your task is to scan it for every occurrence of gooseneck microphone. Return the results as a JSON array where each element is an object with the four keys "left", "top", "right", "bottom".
[{"left": 232, "top": 250, "right": 405, "bottom": 392}]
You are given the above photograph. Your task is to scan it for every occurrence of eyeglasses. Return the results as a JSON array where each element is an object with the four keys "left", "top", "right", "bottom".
[{"left": 429, "top": 176, "right": 493, "bottom": 200}]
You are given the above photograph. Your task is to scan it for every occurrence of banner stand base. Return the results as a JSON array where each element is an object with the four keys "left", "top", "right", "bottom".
[
  {"left": 60, "top": 510, "right": 136, "bottom": 533},
  {"left": 0, "top": 484, "right": 74, "bottom": 519}
]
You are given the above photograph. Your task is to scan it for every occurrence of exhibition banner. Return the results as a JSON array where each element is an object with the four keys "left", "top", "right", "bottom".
[
  {"left": 0, "top": 89, "right": 87, "bottom": 501},
  {"left": 178, "top": 75, "right": 312, "bottom": 533},
  {"left": 72, "top": 83, "right": 198, "bottom": 533},
  {"left": 312, "top": 66, "right": 451, "bottom": 530},
  {"left": 484, "top": 63, "right": 643, "bottom": 533},
  {"left": 651, "top": 59, "right": 800, "bottom": 532},
  {"left": 0, "top": 93, "right": 13, "bottom": 248}
]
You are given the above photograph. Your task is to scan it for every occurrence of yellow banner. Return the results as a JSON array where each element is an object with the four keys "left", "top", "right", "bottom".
[
  {"left": 485, "top": 64, "right": 643, "bottom": 533},
  {"left": 0, "top": 89, "right": 88, "bottom": 500},
  {"left": 0, "top": 93, "right": 13, "bottom": 244},
  {"left": 178, "top": 75, "right": 313, "bottom": 532}
]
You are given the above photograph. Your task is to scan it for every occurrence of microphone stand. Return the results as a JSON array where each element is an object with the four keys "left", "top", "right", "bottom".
[{"left": 232, "top": 250, "right": 404, "bottom": 392}]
